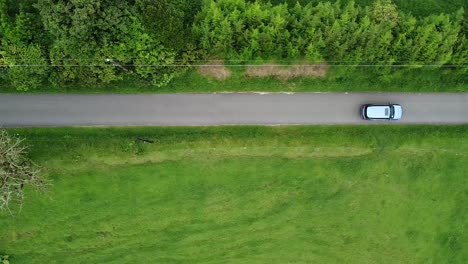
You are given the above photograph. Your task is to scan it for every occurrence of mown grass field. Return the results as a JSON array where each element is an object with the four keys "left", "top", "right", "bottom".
[{"left": 0, "top": 126, "right": 467, "bottom": 263}]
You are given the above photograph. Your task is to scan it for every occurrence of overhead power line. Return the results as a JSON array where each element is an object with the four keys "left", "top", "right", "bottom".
[
  {"left": 3, "top": 58, "right": 468, "bottom": 63},
  {"left": 1, "top": 64, "right": 468, "bottom": 68}
]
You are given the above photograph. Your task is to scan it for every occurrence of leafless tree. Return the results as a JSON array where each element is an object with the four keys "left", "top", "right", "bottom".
[{"left": 0, "top": 130, "right": 46, "bottom": 215}]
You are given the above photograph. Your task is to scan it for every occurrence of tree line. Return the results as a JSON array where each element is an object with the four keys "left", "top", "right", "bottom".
[
  {"left": 0, "top": 0, "right": 467, "bottom": 91},
  {"left": 0, "top": 0, "right": 202, "bottom": 90},
  {"left": 194, "top": 0, "right": 467, "bottom": 65}
]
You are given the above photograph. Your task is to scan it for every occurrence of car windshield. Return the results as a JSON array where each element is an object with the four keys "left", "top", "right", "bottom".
[{"left": 390, "top": 106, "right": 394, "bottom": 119}]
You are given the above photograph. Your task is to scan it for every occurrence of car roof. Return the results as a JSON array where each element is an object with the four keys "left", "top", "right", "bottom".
[{"left": 366, "top": 105, "right": 390, "bottom": 119}]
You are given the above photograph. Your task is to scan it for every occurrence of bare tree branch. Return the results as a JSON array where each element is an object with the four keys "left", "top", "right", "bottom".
[{"left": 0, "top": 130, "right": 47, "bottom": 215}]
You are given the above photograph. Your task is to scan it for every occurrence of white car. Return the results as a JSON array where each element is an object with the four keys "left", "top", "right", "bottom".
[{"left": 361, "top": 104, "right": 403, "bottom": 120}]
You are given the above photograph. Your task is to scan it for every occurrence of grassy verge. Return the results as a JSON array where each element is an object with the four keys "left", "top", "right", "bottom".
[
  {"left": 165, "top": 67, "right": 468, "bottom": 93},
  {"left": 1, "top": 67, "right": 467, "bottom": 94},
  {"left": 0, "top": 126, "right": 467, "bottom": 263}
]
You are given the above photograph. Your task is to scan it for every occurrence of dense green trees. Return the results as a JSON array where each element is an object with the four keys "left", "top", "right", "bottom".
[
  {"left": 194, "top": 0, "right": 467, "bottom": 67},
  {"left": 1, "top": 44, "right": 48, "bottom": 91},
  {"left": 0, "top": 0, "right": 467, "bottom": 91},
  {"left": 193, "top": 0, "right": 293, "bottom": 59},
  {"left": 0, "top": 0, "right": 49, "bottom": 90},
  {"left": 0, "top": 0, "right": 193, "bottom": 90},
  {"left": 136, "top": 0, "right": 182, "bottom": 50},
  {"left": 35, "top": 0, "right": 184, "bottom": 86},
  {"left": 452, "top": 10, "right": 468, "bottom": 73}
]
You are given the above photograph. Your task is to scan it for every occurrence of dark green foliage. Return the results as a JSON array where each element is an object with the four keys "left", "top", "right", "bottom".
[
  {"left": 0, "top": 0, "right": 195, "bottom": 90},
  {"left": 117, "top": 18, "right": 180, "bottom": 87},
  {"left": 193, "top": 0, "right": 293, "bottom": 59},
  {"left": 451, "top": 12, "right": 468, "bottom": 75},
  {"left": 0, "top": 0, "right": 466, "bottom": 91},
  {"left": 1, "top": 43, "right": 48, "bottom": 91},
  {"left": 136, "top": 0, "right": 201, "bottom": 51},
  {"left": 36, "top": 0, "right": 133, "bottom": 49},
  {"left": 194, "top": 0, "right": 464, "bottom": 67},
  {"left": 35, "top": 0, "right": 132, "bottom": 85},
  {"left": 452, "top": 36, "right": 468, "bottom": 71},
  {"left": 0, "top": 0, "right": 50, "bottom": 90},
  {"left": 0, "top": 0, "right": 48, "bottom": 46}
]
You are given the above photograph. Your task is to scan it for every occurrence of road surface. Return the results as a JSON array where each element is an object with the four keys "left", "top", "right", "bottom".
[{"left": 0, "top": 93, "right": 467, "bottom": 127}]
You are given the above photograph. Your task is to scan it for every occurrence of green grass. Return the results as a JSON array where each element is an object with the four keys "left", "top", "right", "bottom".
[
  {"left": 164, "top": 67, "right": 468, "bottom": 93},
  {"left": 0, "top": 126, "right": 467, "bottom": 263},
  {"left": 1, "top": 67, "right": 467, "bottom": 94}
]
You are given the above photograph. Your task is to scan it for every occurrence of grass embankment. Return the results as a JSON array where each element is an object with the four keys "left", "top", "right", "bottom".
[
  {"left": 166, "top": 67, "right": 468, "bottom": 93},
  {"left": 0, "top": 126, "right": 467, "bottom": 263},
  {"left": 1, "top": 67, "right": 466, "bottom": 94}
]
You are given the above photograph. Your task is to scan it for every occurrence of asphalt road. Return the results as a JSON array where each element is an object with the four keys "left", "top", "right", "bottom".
[{"left": 0, "top": 93, "right": 467, "bottom": 127}]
